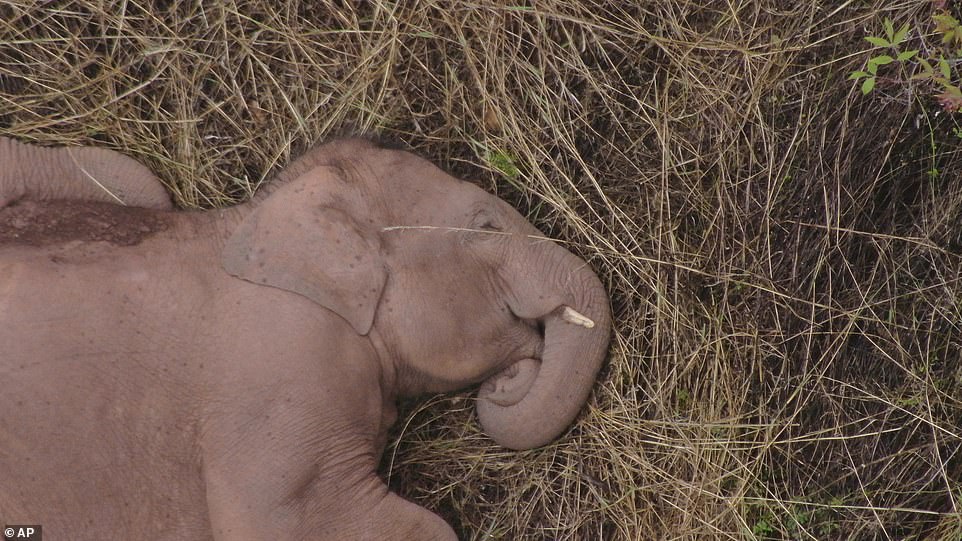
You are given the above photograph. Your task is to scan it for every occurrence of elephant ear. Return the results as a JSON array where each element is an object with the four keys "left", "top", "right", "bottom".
[{"left": 221, "top": 167, "right": 386, "bottom": 335}]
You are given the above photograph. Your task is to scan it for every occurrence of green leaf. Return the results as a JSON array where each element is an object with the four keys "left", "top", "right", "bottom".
[
  {"left": 896, "top": 50, "right": 918, "bottom": 62},
  {"left": 848, "top": 70, "right": 869, "bottom": 80},
  {"left": 864, "top": 36, "right": 890, "bottom": 47},
  {"left": 867, "top": 55, "right": 894, "bottom": 75},
  {"left": 934, "top": 14, "right": 960, "bottom": 33},
  {"left": 934, "top": 14, "right": 962, "bottom": 49},
  {"left": 488, "top": 151, "right": 520, "bottom": 180},
  {"left": 884, "top": 18, "right": 895, "bottom": 42},
  {"left": 947, "top": 29, "right": 962, "bottom": 49},
  {"left": 893, "top": 22, "right": 910, "bottom": 44},
  {"left": 861, "top": 77, "right": 876, "bottom": 94},
  {"left": 940, "top": 56, "right": 952, "bottom": 79},
  {"left": 944, "top": 28, "right": 956, "bottom": 45}
]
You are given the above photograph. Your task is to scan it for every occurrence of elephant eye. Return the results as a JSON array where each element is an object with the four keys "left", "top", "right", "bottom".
[
  {"left": 479, "top": 220, "right": 501, "bottom": 231},
  {"left": 471, "top": 209, "right": 502, "bottom": 232},
  {"left": 468, "top": 208, "right": 504, "bottom": 241}
]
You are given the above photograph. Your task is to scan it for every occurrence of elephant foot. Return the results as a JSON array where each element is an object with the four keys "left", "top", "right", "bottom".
[{"left": 366, "top": 491, "right": 458, "bottom": 541}]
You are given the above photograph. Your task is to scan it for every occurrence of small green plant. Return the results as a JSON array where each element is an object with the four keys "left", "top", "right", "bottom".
[
  {"left": 746, "top": 497, "right": 843, "bottom": 539},
  {"left": 787, "top": 507, "right": 811, "bottom": 534},
  {"left": 488, "top": 150, "right": 520, "bottom": 180},
  {"left": 849, "top": 11, "right": 962, "bottom": 112},
  {"left": 848, "top": 18, "right": 917, "bottom": 95},
  {"left": 915, "top": 12, "right": 962, "bottom": 111},
  {"left": 675, "top": 388, "right": 690, "bottom": 411},
  {"left": 751, "top": 515, "right": 775, "bottom": 538}
]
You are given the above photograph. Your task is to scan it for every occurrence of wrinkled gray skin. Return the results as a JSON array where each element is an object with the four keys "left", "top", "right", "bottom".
[
  {"left": 0, "top": 137, "right": 173, "bottom": 210},
  {"left": 0, "top": 137, "right": 611, "bottom": 540}
]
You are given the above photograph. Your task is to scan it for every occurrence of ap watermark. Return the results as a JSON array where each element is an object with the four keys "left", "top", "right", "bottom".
[{"left": 3, "top": 526, "right": 41, "bottom": 540}]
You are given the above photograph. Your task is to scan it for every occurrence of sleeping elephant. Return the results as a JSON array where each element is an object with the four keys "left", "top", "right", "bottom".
[{"left": 0, "top": 137, "right": 611, "bottom": 540}]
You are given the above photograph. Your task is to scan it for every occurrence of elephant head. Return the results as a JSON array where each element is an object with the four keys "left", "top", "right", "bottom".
[{"left": 222, "top": 139, "right": 611, "bottom": 450}]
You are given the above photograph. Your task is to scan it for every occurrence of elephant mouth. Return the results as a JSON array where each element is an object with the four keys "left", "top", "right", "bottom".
[
  {"left": 482, "top": 304, "right": 595, "bottom": 407},
  {"left": 480, "top": 357, "right": 541, "bottom": 407}
]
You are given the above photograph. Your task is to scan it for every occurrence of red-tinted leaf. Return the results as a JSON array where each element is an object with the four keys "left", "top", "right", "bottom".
[{"left": 936, "top": 90, "right": 962, "bottom": 112}]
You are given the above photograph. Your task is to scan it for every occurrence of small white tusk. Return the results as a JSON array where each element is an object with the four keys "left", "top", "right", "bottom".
[{"left": 560, "top": 306, "right": 595, "bottom": 328}]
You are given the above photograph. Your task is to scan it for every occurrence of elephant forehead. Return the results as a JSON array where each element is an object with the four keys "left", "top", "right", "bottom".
[{"left": 0, "top": 200, "right": 170, "bottom": 247}]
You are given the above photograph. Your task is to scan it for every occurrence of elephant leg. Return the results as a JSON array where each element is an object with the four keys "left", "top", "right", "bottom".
[
  {"left": 204, "top": 448, "right": 456, "bottom": 540},
  {"left": 364, "top": 489, "right": 458, "bottom": 541},
  {"left": 0, "top": 137, "right": 173, "bottom": 209}
]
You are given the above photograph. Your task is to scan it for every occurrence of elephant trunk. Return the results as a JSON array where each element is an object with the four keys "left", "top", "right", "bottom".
[{"left": 476, "top": 252, "right": 611, "bottom": 450}]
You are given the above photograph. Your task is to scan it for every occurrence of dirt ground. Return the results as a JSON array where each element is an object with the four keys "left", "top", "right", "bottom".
[{"left": 2, "top": 2, "right": 961, "bottom": 539}]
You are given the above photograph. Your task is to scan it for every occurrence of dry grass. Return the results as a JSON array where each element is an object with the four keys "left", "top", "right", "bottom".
[{"left": 3, "top": 1, "right": 962, "bottom": 539}]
